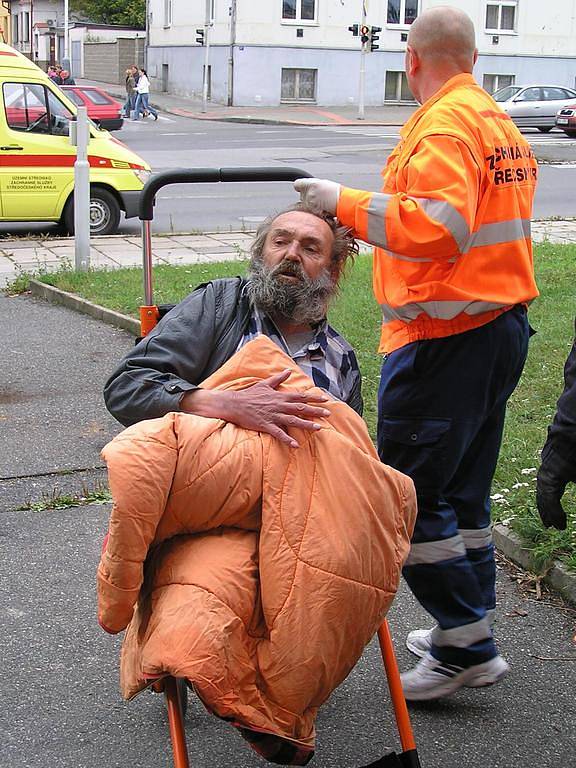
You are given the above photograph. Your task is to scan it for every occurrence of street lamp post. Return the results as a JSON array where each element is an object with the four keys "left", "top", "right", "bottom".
[{"left": 64, "top": 0, "right": 69, "bottom": 62}]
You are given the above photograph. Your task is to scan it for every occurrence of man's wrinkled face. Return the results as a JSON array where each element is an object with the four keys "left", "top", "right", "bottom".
[
  {"left": 262, "top": 210, "right": 335, "bottom": 281},
  {"left": 248, "top": 211, "right": 340, "bottom": 326}
]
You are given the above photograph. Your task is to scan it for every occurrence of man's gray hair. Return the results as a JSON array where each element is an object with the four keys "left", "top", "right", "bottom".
[{"left": 250, "top": 203, "right": 359, "bottom": 277}]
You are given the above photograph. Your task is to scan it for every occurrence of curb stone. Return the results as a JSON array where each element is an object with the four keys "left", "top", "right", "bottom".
[
  {"left": 24, "top": 280, "right": 576, "bottom": 607},
  {"left": 29, "top": 279, "right": 139, "bottom": 335},
  {"left": 493, "top": 523, "right": 576, "bottom": 606}
]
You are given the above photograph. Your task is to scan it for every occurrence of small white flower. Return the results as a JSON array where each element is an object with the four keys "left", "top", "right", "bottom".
[
  {"left": 521, "top": 467, "right": 537, "bottom": 475},
  {"left": 491, "top": 493, "right": 504, "bottom": 500},
  {"left": 512, "top": 482, "right": 529, "bottom": 489}
]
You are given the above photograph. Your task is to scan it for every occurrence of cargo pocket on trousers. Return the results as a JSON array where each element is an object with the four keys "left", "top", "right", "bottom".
[{"left": 377, "top": 417, "right": 452, "bottom": 495}]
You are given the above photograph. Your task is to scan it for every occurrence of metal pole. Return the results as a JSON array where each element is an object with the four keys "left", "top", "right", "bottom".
[
  {"left": 201, "top": 0, "right": 211, "bottom": 114},
  {"left": 358, "top": 1, "right": 367, "bottom": 120},
  {"left": 73, "top": 107, "right": 90, "bottom": 271},
  {"left": 29, "top": 0, "right": 33, "bottom": 59},
  {"left": 227, "top": 0, "right": 237, "bottom": 106},
  {"left": 64, "top": 0, "right": 69, "bottom": 61},
  {"left": 142, "top": 220, "right": 154, "bottom": 306}
]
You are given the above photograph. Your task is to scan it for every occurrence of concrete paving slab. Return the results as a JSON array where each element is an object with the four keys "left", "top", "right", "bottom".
[
  {"left": 4, "top": 247, "right": 58, "bottom": 263},
  {"left": 169, "top": 235, "right": 234, "bottom": 247},
  {"left": 0, "top": 238, "right": 46, "bottom": 250}
]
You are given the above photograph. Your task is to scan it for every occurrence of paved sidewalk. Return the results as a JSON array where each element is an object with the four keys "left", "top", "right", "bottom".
[
  {"left": 79, "top": 77, "right": 417, "bottom": 126},
  {"left": 1, "top": 219, "right": 575, "bottom": 288}
]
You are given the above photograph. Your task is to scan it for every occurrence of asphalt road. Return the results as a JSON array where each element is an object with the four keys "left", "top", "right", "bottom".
[{"left": 1, "top": 117, "right": 575, "bottom": 237}]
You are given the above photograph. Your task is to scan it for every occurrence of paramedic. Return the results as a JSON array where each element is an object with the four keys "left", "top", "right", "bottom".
[{"left": 294, "top": 5, "right": 538, "bottom": 700}]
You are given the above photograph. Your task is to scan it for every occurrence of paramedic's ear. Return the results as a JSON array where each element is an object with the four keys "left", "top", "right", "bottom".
[{"left": 293, "top": 178, "right": 340, "bottom": 215}]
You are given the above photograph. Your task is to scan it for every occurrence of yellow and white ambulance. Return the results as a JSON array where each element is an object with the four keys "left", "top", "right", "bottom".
[{"left": 0, "top": 44, "right": 150, "bottom": 235}]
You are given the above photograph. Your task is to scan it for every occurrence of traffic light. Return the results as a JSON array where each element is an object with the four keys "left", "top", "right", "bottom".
[
  {"left": 360, "top": 25, "right": 370, "bottom": 45},
  {"left": 196, "top": 28, "right": 205, "bottom": 45},
  {"left": 348, "top": 23, "right": 359, "bottom": 36},
  {"left": 370, "top": 25, "right": 382, "bottom": 52}
]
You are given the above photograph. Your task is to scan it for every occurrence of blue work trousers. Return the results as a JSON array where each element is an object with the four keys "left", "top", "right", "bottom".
[{"left": 377, "top": 306, "right": 530, "bottom": 667}]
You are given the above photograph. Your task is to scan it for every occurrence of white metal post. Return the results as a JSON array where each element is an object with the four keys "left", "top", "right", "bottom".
[
  {"left": 64, "top": 0, "right": 69, "bottom": 61},
  {"left": 72, "top": 107, "right": 90, "bottom": 271},
  {"left": 358, "top": 2, "right": 367, "bottom": 121},
  {"left": 201, "top": 0, "right": 211, "bottom": 114}
]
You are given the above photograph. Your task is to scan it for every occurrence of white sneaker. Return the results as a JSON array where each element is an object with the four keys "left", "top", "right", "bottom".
[
  {"left": 401, "top": 652, "right": 509, "bottom": 701},
  {"left": 406, "top": 627, "right": 434, "bottom": 658}
]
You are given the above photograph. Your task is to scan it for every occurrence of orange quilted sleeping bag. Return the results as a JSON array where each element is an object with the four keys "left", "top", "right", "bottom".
[{"left": 97, "top": 335, "right": 416, "bottom": 764}]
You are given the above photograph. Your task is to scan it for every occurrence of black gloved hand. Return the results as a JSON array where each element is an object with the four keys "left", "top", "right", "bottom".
[{"left": 536, "top": 444, "right": 575, "bottom": 530}]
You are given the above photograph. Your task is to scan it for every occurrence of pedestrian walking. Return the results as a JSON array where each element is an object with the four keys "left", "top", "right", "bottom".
[
  {"left": 295, "top": 5, "right": 539, "bottom": 700},
  {"left": 122, "top": 67, "right": 136, "bottom": 118},
  {"left": 133, "top": 68, "right": 158, "bottom": 121}
]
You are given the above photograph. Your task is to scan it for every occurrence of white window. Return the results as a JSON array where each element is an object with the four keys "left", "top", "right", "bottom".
[
  {"left": 22, "top": 12, "right": 30, "bottom": 43},
  {"left": 12, "top": 14, "right": 18, "bottom": 43},
  {"left": 385, "top": 71, "right": 414, "bottom": 102},
  {"left": 387, "top": 0, "right": 419, "bottom": 26},
  {"left": 281, "top": 68, "right": 317, "bottom": 102},
  {"left": 483, "top": 73, "right": 515, "bottom": 93},
  {"left": 163, "top": 0, "right": 172, "bottom": 27},
  {"left": 485, "top": 2, "right": 517, "bottom": 32},
  {"left": 282, "top": 0, "right": 317, "bottom": 23}
]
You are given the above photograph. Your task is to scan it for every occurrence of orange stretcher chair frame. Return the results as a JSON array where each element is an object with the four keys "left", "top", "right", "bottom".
[{"left": 136, "top": 168, "right": 422, "bottom": 768}]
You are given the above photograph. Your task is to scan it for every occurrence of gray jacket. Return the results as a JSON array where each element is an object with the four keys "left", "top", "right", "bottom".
[{"left": 104, "top": 277, "right": 363, "bottom": 426}]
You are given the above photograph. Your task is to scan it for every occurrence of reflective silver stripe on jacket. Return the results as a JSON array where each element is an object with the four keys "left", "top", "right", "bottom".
[
  {"left": 367, "top": 193, "right": 392, "bottom": 248},
  {"left": 467, "top": 218, "right": 531, "bottom": 251},
  {"left": 405, "top": 535, "right": 466, "bottom": 566},
  {"left": 413, "top": 197, "right": 470, "bottom": 252},
  {"left": 459, "top": 527, "right": 493, "bottom": 550},
  {"left": 432, "top": 617, "right": 492, "bottom": 648},
  {"left": 381, "top": 299, "right": 509, "bottom": 324}
]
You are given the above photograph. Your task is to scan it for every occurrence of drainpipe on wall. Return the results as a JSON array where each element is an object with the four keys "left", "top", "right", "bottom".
[
  {"left": 145, "top": 0, "right": 150, "bottom": 69},
  {"left": 227, "top": 0, "right": 237, "bottom": 106}
]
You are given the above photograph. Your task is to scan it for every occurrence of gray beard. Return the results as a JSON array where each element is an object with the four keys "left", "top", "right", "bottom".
[{"left": 247, "top": 256, "right": 338, "bottom": 326}]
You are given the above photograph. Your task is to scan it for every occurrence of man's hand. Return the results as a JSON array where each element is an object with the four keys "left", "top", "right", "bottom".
[
  {"left": 536, "top": 444, "right": 575, "bottom": 530},
  {"left": 294, "top": 178, "right": 340, "bottom": 215},
  {"left": 181, "top": 369, "right": 331, "bottom": 449}
]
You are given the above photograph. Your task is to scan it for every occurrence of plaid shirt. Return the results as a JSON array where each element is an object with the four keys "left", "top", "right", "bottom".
[{"left": 238, "top": 304, "right": 361, "bottom": 406}]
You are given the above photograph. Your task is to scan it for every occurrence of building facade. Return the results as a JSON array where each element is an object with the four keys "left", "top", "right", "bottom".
[
  {"left": 10, "top": 0, "right": 67, "bottom": 68},
  {"left": 146, "top": 0, "right": 576, "bottom": 106}
]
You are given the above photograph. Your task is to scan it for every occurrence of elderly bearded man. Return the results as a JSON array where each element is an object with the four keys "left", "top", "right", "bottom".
[{"left": 104, "top": 205, "right": 362, "bottom": 436}]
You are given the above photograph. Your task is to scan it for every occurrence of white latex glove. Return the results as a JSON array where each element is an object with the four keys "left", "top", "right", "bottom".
[{"left": 294, "top": 178, "right": 340, "bottom": 215}]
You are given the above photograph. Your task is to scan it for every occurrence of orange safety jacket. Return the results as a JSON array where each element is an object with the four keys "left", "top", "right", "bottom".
[{"left": 337, "top": 73, "right": 539, "bottom": 354}]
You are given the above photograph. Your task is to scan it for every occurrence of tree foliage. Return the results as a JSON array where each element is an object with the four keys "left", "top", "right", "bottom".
[{"left": 69, "top": 0, "right": 146, "bottom": 28}]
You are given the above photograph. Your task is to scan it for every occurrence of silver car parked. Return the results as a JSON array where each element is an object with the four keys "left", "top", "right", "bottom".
[{"left": 492, "top": 85, "right": 576, "bottom": 132}]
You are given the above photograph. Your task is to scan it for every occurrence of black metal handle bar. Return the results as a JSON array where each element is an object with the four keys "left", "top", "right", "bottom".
[{"left": 138, "top": 166, "right": 313, "bottom": 221}]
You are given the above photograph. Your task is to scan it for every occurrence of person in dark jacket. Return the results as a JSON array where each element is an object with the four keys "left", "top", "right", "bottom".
[
  {"left": 536, "top": 318, "right": 576, "bottom": 530},
  {"left": 60, "top": 69, "right": 76, "bottom": 85},
  {"left": 104, "top": 204, "right": 362, "bottom": 446}
]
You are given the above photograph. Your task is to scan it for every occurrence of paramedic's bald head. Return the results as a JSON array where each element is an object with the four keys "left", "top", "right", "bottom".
[{"left": 405, "top": 6, "right": 478, "bottom": 104}]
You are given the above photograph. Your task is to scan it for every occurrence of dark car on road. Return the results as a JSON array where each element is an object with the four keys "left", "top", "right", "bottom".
[{"left": 60, "top": 85, "right": 124, "bottom": 132}]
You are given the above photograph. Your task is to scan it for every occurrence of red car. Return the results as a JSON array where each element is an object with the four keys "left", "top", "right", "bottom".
[{"left": 60, "top": 85, "right": 124, "bottom": 132}]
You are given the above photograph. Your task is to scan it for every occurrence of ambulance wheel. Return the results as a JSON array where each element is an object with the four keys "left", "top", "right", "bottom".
[{"left": 63, "top": 188, "right": 121, "bottom": 236}]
